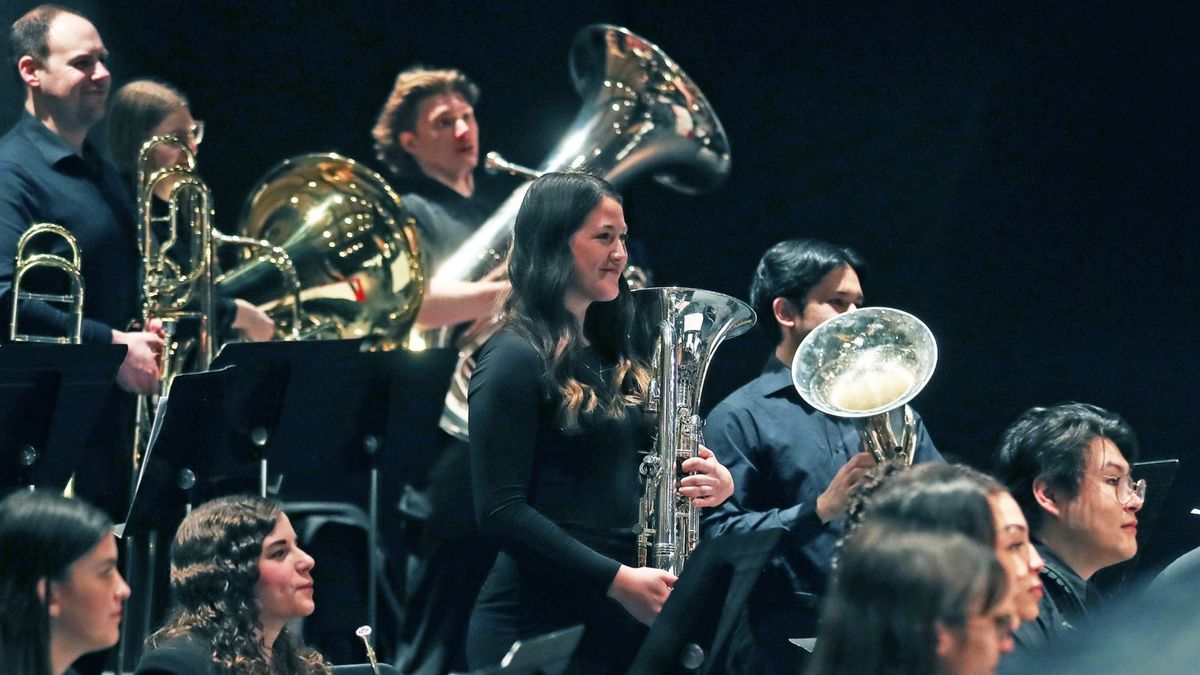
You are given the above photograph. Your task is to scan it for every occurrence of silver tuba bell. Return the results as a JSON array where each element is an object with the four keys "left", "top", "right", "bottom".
[
  {"left": 432, "top": 23, "right": 733, "bottom": 440},
  {"left": 632, "top": 287, "right": 755, "bottom": 575},
  {"left": 791, "top": 307, "right": 938, "bottom": 465}
]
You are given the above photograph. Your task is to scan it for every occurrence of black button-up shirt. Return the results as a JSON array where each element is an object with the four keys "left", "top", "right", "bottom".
[
  {"left": 0, "top": 112, "right": 138, "bottom": 344},
  {"left": 701, "top": 355, "right": 942, "bottom": 606}
]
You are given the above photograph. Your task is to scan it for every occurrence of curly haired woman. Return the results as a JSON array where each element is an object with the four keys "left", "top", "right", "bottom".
[{"left": 135, "top": 495, "right": 328, "bottom": 674}]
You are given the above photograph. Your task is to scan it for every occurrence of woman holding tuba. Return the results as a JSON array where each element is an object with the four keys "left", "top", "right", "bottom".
[
  {"left": 106, "top": 78, "right": 274, "bottom": 343},
  {"left": 465, "top": 172, "right": 733, "bottom": 673}
]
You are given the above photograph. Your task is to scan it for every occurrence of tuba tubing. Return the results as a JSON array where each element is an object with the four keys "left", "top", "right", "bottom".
[{"left": 632, "top": 287, "right": 755, "bottom": 575}]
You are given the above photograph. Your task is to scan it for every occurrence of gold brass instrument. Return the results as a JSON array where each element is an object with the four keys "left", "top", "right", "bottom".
[
  {"left": 220, "top": 153, "right": 424, "bottom": 346},
  {"left": 631, "top": 287, "right": 755, "bottom": 575},
  {"left": 790, "top": 307, "right": 938, "bottom": 465},
  {"left": 432, "top": 23, "right": 733, "bottom": 440},
  {"left": 9, "top": 223, "right": 84, "bottom": 344}
]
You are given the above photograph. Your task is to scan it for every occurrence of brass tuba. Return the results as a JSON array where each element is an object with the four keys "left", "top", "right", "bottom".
[
  {"left": 433, "top": 23, "right": 733, "bottom": 440},
  {"left": 9, "top": 223, "right": 84, "bottom": 344},
  {"left": 219, "top": 153, "right": 424, "bottom": 346},
  {"left": 790, "top": 307, "right": 938, "bottom": 465},
  {"left": 631, "top": 287, "right": 755, "bottom": 575}
]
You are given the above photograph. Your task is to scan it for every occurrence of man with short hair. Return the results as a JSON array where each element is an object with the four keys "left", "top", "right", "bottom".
[
  {"left": 369, "top": 65, "right": 513, "bottom": 674},
  {"left": 0, "top": 5, "right": 163, "bottom": 518},
  {"left": 994, "top": 402, "right": 1144, "bottom": 651},
  {"left": 701, "top": 238, "right": 943, "bottom": 674}
]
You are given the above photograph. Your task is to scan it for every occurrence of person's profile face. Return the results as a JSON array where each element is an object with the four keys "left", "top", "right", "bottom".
[
  {"left": 149, "top": 106, "right": 199, "bottom": 172},
  {"left": 936, "top": 596, "right": 1014, "bottom": 675},
  {"left": 48, "top": 533, "right": 130, "bottom": 656},
  {"left": 989, "top": 491, "right": 1045, "bottom": 624},
  {"left": 400, "top": 92, "right": 479, "bottom": 183},
  {"left": 565, "top": 196, "right": 628, "bottom": 310},
  {"left": 1055, "top": 437, "right": 1142, "bottom": 569},
  {"left": 254, "top": 513, "right": 316, "bottom": 627},
  {"left": 783, "top": 264, "right": 863, "bottom": 344},
  {"left": 28, "top": 13, "right": 110, "bottom": 131}
]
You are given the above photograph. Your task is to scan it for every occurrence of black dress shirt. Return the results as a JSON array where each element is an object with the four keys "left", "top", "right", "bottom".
[
  {"left": 701, "top": 355, "right": 942, "bottom": 605},
  {"left": 0, "top": 112, "right": 138, "bottom": 344}
]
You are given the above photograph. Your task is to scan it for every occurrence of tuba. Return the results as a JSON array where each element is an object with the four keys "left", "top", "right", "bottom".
[
  {"left": 219, "top": 153, "right": 424, "bottom": 346},
  {"left": 9, "top": 223, "right": 84, "bottom": 344},
  {"left": 632, "top": 287, "right": 754, "bottom": 575},
  {"left": 791, "top": 307, "right": 938, "bottom": 465},
  {"left": 433, "top": 23, "right": 733, "bottom": 440}
]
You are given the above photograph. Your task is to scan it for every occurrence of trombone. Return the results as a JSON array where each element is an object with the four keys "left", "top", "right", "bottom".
[{"left": 9, "top": 222, "right": 84, "bottom": 344}]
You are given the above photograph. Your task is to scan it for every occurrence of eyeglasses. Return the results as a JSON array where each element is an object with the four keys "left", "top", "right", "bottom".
[
  {"left": 189, "top": 121, "right": 205, "bottom": 145},
  {"left": 1088, "top": 473, "right": 1147, "bottom": 506}
]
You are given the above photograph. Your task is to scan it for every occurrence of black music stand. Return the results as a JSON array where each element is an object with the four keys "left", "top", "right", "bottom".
[
  {"left": 276, "top": 346, "right": 457, "bottom": 659},
  {"left": 628, "top": 528, "right": 783, "bottom": 675},
  {"left": 462, "top": 625, "right": 587, "bottom": 675},
  {"left": 0, "top": 343, "right": 124, "bottom": 492},
  {"left": 1094, "top": 458, "right": 1180, "bottom": 594}
]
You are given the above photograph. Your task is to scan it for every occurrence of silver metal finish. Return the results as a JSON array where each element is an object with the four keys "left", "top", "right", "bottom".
[
  {"left": 632, "top": 287, "right": 754, "bottom": 575},
  {"left": 790, "top": 307, "right": 938, "bottom": 465}
]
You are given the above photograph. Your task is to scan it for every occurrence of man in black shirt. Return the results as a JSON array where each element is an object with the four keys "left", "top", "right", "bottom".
[
  {"left": 0, "top": 5, "right": 163, "bottom": 517},
  {"left": 368, "top": 66, "right": 512, "bottom": 674},
  {"left": 993, "top": 403, "right": 1144, "bottom": 654},
  {"left": 701, "top": 238, "right": 942, "bottom": 674}
]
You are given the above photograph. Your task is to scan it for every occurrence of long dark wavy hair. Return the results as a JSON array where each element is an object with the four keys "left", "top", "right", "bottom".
[
  {"left": 502, "top": 171, "right": 650, "bottom": 431},
  {"left": 808, "top": 524, "right": 1008, "bottom": 675},
  {"left": 146, "top": 495, "right": 327, "bottom": 674},
  {"left": 0, "top": 490, "right": 113, "bottom": 675}
]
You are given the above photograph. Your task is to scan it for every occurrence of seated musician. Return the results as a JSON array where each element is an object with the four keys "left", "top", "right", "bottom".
[
  {"left": 106, "top": 78, "right": 275, "bottom": 344},
  {"left": 135, "top": 495, "right": 327, "bottom": 674},
  {"left": 0, "top": 491, "right": 131, "bottom": 675},
  {"left": 844, "top": 463, "right": 1046, "bottom": 647},
  {"left": 992, "top": 402, "right": 1144, "bottom": 653},
  {"left": 808, "top": 523, "right": 1014, "bottom": 675}
]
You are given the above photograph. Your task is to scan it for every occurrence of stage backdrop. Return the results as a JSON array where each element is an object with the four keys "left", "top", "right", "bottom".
[{"left": 0, "top": 1, "right": 1195, "bottom": 572}]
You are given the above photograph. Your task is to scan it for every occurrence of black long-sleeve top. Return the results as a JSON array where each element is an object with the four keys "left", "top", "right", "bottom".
[{"left": 469, "top": 328, "right": 651, "bottom": 595}]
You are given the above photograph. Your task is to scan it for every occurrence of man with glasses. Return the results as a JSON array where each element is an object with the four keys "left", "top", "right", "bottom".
[
  {"left": 993, "top": 402, "right": 1145, "bottom": 652},
  {"left": 700, "top": 238, "right": 943, "bottom": 674}
]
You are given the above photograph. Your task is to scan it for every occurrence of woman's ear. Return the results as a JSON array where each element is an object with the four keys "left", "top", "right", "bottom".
[{"left": 40, "top": 577, "right": 62, "bottom": 619}]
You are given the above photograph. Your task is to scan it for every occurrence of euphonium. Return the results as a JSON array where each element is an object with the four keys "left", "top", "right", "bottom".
[
  {"left": 631, "top": 287, "right": 754, "bottom": 575},
  {"left": 219, "top": 153, "right": 424, "bottom": 346},
  {"left": 9, "top": 223, "right": 84, "bottom": 344},
  {"left": 432, "top": 23, "right": 733, "bottom": 440},
  {"left": 790, "top": 307, "right": 938, "bottom": 465}
]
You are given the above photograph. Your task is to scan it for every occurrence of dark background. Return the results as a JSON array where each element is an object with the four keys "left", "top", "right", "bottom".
[{"left": 2, "top": 1, "right": 1196, "bottom": 573}]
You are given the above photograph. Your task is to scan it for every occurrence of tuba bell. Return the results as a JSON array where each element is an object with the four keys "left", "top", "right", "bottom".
[
  {"left": 631, "top": 287, "right": 755, "bottom": 575},
  {"left": 791, "top": 307, "right": 938, "bottom": 465},
  {"left": 433, "top": 23, "right": 733, "bottom": 440},
  {"left": 219, "top": 153, "right": 424, "bottom": 346}
]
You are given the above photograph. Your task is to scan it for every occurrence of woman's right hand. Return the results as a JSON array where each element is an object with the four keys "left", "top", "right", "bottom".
[{"left": 606, "top": 564, "right": 677, "bottom": 626}]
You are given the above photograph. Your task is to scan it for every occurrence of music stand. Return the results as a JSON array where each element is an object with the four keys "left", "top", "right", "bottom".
[
  {"left": 277, "top": 346, "right": 457, "bottom": 652},
  {"left": 1094, "top": 458, "right": 1180, "bottom": 594},
  {"left": 628, "top": 528, "right": 783, "bottom": 674},
  {"left": 461, "top": 625, "right": 586, "bottom": 675},
  {"left": 0, "top": 343, "right": 124, "bottom": 492}
]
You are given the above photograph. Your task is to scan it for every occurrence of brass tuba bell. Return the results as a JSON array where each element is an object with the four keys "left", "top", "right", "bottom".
[
  {"left": 791, "top": 307, "right": 938, "bottom": 465},
  {"left": 219, "top": 153, "right": 424, "bottom": 347}
]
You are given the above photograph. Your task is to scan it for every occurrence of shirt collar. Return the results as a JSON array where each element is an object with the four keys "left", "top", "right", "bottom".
[
  {"left": 16, "top": 111, "right": 102, "bottom": 171},
  {"left": 1035, "top": 539, "right": 1091, "bottom": 599}
]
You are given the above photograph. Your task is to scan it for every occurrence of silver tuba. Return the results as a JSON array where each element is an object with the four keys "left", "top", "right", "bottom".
[
  {"left": 632, "top": 287, "right": 754, "bottom": 575},
  {"left": 791, "top": 307, "right": 938, "bottom": 465},
  {"left": 9, "top": 223, "right": 84, "bottom": 344},
  {"left": 432, "top": 23, "right": 733, "bottom": 440}
]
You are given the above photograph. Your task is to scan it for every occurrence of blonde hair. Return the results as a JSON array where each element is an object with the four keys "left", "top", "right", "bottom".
[{"left": 106, "top": 79, "right": 188, "bottom": 176}]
